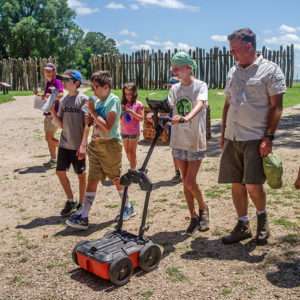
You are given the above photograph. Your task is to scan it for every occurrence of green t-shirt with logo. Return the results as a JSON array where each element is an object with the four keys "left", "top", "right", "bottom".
[{"left": 92, "top": 93, "right": 122, "bottom": 142}]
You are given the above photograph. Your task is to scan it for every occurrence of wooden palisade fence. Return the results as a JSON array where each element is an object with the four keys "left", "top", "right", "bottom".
[
  {"left": 91, "top": 44, "right": 294, "bottom": 89},
  {"left": 0, "top": 57, "right": 56, "bottom": 91}
]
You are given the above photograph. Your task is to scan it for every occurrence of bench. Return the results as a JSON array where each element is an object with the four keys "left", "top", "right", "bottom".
[{"left": 0, "top": 82, "right": 12, "bottom": 95}]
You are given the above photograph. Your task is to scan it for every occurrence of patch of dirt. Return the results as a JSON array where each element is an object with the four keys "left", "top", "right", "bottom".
[{"left": 0, "top": 92, "right": 299, "bottom": 299}]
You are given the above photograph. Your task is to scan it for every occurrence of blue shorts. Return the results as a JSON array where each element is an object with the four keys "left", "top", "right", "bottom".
[{"left": 172, "top": 148, "right": 204, "bottom": 162}]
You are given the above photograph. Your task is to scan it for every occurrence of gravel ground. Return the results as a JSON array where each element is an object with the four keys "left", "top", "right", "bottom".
[{"left": 0, "top": 92, "right": 299, "bottom": 299}]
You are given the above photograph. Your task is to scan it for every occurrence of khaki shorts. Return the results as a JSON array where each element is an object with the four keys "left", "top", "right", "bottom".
[
  {"left": 87, "top": 138, "right": 122, "bottom": 181},
  {"left": 44, "top": 116, "right": 58, "bottom": 132},
  {"left": 218, "top": 139, "right": 266, "bottom": 185}
]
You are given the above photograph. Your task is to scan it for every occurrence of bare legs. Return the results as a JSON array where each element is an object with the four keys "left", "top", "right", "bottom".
[
  {"left": 177, "top": 160, "right": 205, "bottom": 219},
  {"left": 123, "top": 138, "right": 139, "bottom": 169},
  {"left": 45, "top": 131, "right": 59, "bottom": 160},
  {"left": 231, "top": 183, "right": 266, "bottom": 217},
  {"left": 56, "top": 171, "right": 86, "bottom": 204}
]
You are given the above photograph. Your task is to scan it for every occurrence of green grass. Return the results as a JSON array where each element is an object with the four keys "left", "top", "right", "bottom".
[
  {"left": 166, "top": 266, "right": 190, "bottom": 282},
  {"left": 220, "top": 289, "right": 232, "bottom": 296},
  {"left": 141, "top": 290, "right": 154, "bottom": 299},
  {"left": 0, "top": 90, "right": 34, "bottom": 104},
  {"left": 283, "top": 233, "right": 300, "bottom": 245},
  {"left": 85, "top": 82, "right": 300, "bottom": 119}
]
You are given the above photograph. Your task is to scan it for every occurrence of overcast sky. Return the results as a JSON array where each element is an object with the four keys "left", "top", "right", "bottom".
[{"left": 68, "top": 0, "right": 300, "bottom": 79}]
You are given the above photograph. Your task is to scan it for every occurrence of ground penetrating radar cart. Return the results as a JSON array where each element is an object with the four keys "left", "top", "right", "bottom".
[{"left": 72, "top": 98, "right": 173, "bottom": 285}]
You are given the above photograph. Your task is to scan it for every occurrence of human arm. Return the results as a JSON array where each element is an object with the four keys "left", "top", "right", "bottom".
[
  {"left": 88, "top": 100, "right": 116, "bottom": 133},
  {"left": 172, "top": 100, "right": 205, "bottom": 124},
  {"left": 49, "top": 102, "right": 63, "bottom": 129},
  {"left": 77, "top": 124, "right": 90, "bottom": 160},
  {"left": 294, "top": 165, "right": 300, "bottom": 189},
  {"left": 259, "top": 93, "right": 284, "bottom": 157},
  {"left": 220, "top": 96, "right": 231, "bottom": 150},
  {"left": 125, "top": 106, "right": 144, "bottom": 122},
  {"left": 57, "top": 92, "right": 64, "bottom": 101}
]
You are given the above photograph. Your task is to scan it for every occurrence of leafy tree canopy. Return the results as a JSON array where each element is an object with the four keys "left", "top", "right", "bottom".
[
  {"left": 0, "top": 0, "right": 119, "bottom": 74},
  {"left": 78, "top": 32, "right": 119, "bottom": 78}
]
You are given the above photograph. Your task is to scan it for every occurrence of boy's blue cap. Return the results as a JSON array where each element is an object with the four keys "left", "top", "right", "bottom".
[{"left": 56, "top": 69, "right": 82, "bottom": 83}]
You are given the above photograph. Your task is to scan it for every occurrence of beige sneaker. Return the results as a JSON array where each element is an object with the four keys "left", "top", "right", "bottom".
[
  {"left": 199, "top": 205, "right": 210, "bottom": 231},
  {"left": 43, "top": 159, "right": 56, "bottom": 168}
]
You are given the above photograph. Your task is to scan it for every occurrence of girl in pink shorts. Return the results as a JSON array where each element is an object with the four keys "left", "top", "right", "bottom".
[{"left": 120, "top": 82, "right": 144, "bottom": 169}]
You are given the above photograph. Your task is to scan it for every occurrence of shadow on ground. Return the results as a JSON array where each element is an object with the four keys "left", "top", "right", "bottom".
[
  {"left": 16, "top": 216, "right": 114, "bottom": 237},
  {"left": 69, "top": 265, "right": 146, "bottom": 292},
  {"left": 181, "top": 236, "right": 267, "bottom": 264},
  {"left": 152, "top": 179, "right": 181, "bottom": 190},
  {"left": 266, "top": 257, "right": 300, "bottom": 288},
  {"left": 14, "top": 165, "right": 51, "bottom": 174},
  {"left": 55, "top": 220, "right": 115, "bottom": 237},
  {"left": 275, "top": 112, "right": 300, "bottom": 149},
  {"left": 150, "top": 230, "right": 188, "bottom": 258}
]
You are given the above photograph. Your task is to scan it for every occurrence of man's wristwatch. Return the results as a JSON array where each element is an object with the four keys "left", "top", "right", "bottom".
[{"left": 264, "top": 133, "right": 274, "bottom": 141}]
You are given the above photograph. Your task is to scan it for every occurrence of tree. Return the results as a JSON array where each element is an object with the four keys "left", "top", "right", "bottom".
[
  {"left": 0, "top": 0, "right": 84, "bottom": 70},
  {"left": 78, "top": 32, "right": 119, "bottom": 78}
]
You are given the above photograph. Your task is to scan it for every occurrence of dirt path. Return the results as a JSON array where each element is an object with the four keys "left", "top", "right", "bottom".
[{"left": 0, "top": 93, "right": 299, "bottom": 299}]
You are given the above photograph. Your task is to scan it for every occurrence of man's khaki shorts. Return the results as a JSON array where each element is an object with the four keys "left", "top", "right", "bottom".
[
  {"left": 218, "top": 139, "right": 266, "bottom": 185},
  {"left": 87, "top": 138, "right": 122, "bottom": 182},
  {"left": 44, "top": 116, "right": 58, "bottom": 132}
]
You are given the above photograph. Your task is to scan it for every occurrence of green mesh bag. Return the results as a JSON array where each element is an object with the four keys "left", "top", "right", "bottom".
[{"left": 263, "top": 153, "right": 283, "bottom": 189}]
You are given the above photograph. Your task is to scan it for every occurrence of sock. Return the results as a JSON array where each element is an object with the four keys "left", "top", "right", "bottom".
[
  {"left": 238, "top": 215, "right": 249, "bottom": 223},
  {"left": 118, "top": 189, "right": 131, "bottom": 208},
  {"left": 51, "top": 158, "right": 57, "bottom": 162},
  {"left": 176, "top": 170, "right": 180, "bottom": 175},
  {"left": 68, "top": 197, "right": 74, "bottom": 202},
  {"left": 257, "top": 209, "right": 266, "bottom": 215},
  {"left": 81, "top": 192, "right": 96, "bottom": 218},
  {"left": 190, "top": 184, "right": 205, "bottom": 210}
]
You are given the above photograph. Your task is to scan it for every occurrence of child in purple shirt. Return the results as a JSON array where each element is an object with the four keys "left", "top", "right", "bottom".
[{"left": 36, "top": 63, "right": 64, "bottom": 167}]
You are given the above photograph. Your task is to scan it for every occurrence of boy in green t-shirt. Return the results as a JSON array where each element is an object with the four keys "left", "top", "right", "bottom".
[{"left": 66, "top": 71, "right": 135, "bottom": 230}]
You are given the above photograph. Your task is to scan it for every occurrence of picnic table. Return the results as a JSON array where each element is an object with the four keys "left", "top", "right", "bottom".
[{"left": 0, "top": 82, "right": 12, "bottom": 94}]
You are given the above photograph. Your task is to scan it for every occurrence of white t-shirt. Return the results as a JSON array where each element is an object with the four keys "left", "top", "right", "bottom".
[{"left": 168, "top": 79, "right": 208, "bottom": 152}]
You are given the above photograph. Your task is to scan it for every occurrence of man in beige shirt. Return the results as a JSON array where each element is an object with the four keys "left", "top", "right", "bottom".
[{"left": 218, "top": 28, "right": 286, "bottom": 245}]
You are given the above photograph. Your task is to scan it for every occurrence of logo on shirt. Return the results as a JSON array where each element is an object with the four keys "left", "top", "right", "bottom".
[
  {"left": 95, "top": 106, "right": 106, "bottom": 120},
  {"left": 176, "top": 98, "right": 191, "bottom": 116},
  {"left": 62, "top": 106, "right": 82, "bottom": 113}
]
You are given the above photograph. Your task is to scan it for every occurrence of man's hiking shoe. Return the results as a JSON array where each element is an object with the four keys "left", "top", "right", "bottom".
[
  {"left": 43, "top": 159, "right": 56, "bottom": 168},
  {"left": 256, "top": 212, "right": 270, "bottom": 245},
  {"left": 171, "top": 171, "right": 182, "bottom": 183},
  {"left": 199, "top": 205, "right": 210, "bottom": 231},
  {"left": 222, "top": 220, "right": 253, "bottom": 244},
  {"left": 185, "top": 218, "right": 199, "bottom": 236},
  {"left": 60, "top": 200, "right": 78, "bottom": 217},
  {"left": 115, "top": 206, "right": 136, "bottom": 221},
  {"left": 66, "top": 214, "right": 88, "bottom": 230},
  {"left": 74, "top": 203, "right": 82, "bottom": 216}
]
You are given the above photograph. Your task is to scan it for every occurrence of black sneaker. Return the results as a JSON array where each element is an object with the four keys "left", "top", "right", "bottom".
[
  {"left": 185, "top": 218, "right": 200, "bottom": 236},
  {"left": 199, "top": 205, "right": 210, "bottom": 231},
  {"left": 171, "top": 172, "right": 182, "bottom": 183},
  {"left": 60, "top": 200, "right": 78, "bottom": 217}
]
